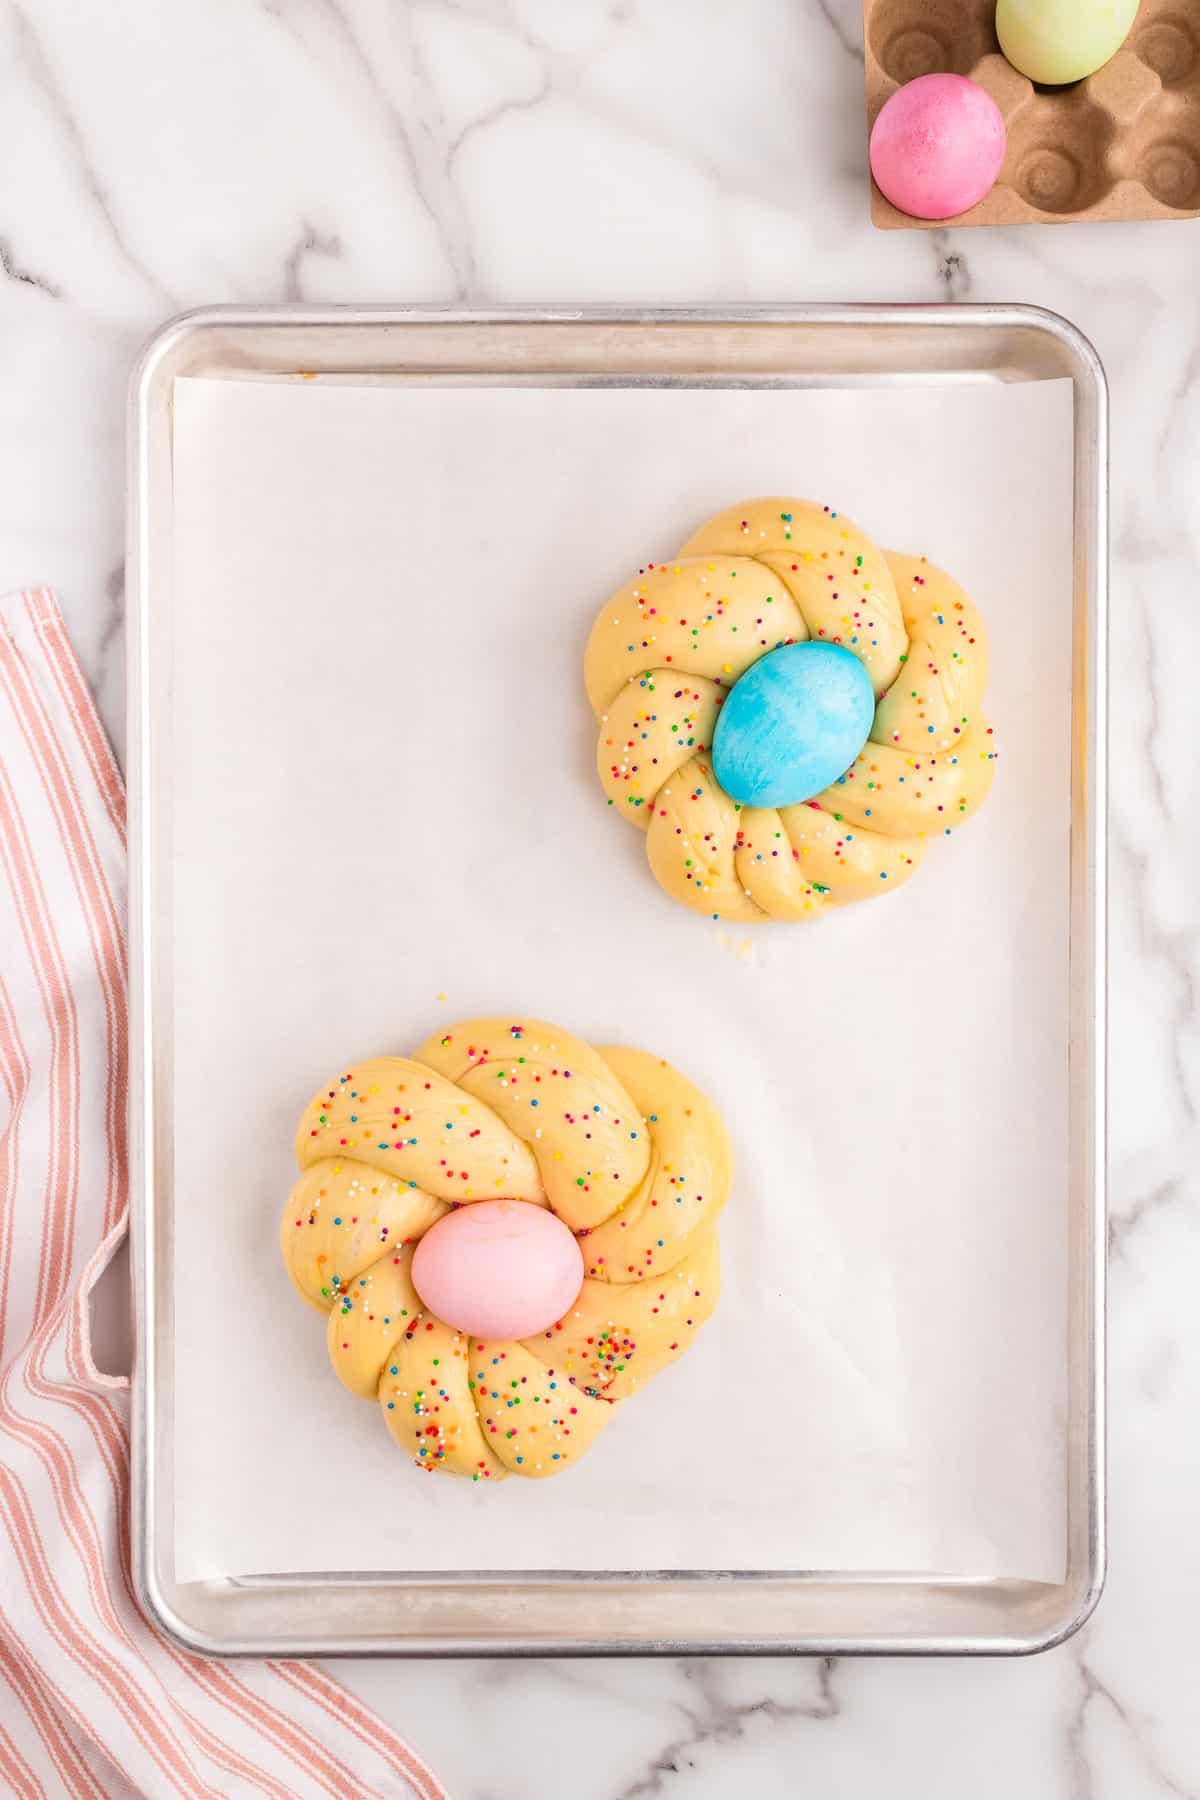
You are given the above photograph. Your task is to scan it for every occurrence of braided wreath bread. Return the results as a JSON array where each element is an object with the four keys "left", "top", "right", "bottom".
[
  {"left": 281, "top": 1018, "right": 731, "bottom": 1482},
  {"left": 585, "top": 497, "right": 996, "bottom": 921}
]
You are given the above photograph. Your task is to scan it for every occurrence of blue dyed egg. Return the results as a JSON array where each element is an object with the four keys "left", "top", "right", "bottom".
[{"left": 712, "top": 642, "right": 875, "bottom": 810}]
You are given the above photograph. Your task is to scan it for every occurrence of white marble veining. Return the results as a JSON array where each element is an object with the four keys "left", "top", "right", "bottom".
[{"left": 5, "top": 0, "right": 1200, "bottom": 1793}]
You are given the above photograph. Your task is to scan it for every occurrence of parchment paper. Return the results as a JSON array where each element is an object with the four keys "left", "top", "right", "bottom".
[{"left": 169, "top": 373, "right": 1072, "bottom": 1581}]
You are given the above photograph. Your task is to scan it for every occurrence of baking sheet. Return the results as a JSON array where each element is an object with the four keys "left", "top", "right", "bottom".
[{"left": 169, "top": 373, "right": 1072, "bottom": 1584}]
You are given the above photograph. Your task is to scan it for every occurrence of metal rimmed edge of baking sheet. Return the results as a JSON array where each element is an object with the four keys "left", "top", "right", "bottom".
[{"left": 127, "top": 305, "right": 1107, "bottom": 1657}]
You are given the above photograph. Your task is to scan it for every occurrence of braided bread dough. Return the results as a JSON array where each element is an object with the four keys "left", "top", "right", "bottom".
[
  {"left": 585, "top": 497, "right": 995, "bottom": 920},
  {"left": 281, "top": 1017, "right": 731, "bottom": 1482}
]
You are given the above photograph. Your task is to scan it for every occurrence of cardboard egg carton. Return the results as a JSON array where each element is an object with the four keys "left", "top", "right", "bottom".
[{"left": 864, "top": 0, "right": 1200, "bottom": 227}]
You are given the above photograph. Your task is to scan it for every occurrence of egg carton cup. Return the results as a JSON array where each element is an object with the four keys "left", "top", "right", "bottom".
[{"left": 864, "top": 0, "right": 1200, "bottom": 227}]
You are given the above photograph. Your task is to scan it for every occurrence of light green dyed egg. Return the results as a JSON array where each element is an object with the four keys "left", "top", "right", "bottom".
[{"left": 996, "top": 0, "right": 1138, "bottom": 84}]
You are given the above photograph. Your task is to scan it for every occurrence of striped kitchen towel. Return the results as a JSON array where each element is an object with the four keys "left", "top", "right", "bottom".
[{"left": 0, "top": 589, "right": 447, "bottom": 1800}]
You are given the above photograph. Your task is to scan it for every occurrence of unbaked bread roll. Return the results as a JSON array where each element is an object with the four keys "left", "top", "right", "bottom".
[
  {"left": 281, "top": 1017, "right": 731, "bottom": 1482},
  {"left": 585, "top": 497, "right": 995, "bottom": 920}
]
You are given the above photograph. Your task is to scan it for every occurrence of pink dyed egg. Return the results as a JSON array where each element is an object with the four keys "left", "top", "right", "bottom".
[
  {"left": 411, "top": 1200, "right": 584, "bottom": 1340},
  {"left": 869, "top": 73, "right": 1006, "bottom": 221}
]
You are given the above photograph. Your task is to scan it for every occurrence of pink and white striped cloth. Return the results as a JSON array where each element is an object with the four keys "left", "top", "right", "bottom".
[{"left": 0, "top": 589, "right": 448, "bottom": 1800}]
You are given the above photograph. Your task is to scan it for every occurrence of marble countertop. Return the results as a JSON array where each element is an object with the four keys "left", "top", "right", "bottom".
[{"left": 5, "top": 1, "right": 1198, "bottom": 1794}]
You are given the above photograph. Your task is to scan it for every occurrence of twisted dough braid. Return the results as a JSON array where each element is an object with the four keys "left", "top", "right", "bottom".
[
  {"left": 585, "top": 497, "right": 996, "bottom": 920},
  {"left": 281, "top": 1017, "right": 731, "bottom": 1481}
]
